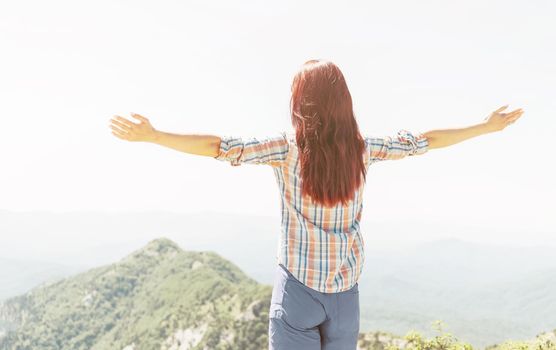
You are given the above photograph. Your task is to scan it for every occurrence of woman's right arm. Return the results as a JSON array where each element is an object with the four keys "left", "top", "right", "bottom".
[
  {"left": 365, "top": 105, "right": 524, "bottom": 162},
  {"left": 423, "top": 105, "right": 524, "bottom": 150}
]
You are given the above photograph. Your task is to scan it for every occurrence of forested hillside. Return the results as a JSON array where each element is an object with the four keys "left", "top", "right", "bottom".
[
  {"left": 0, "top": 238, "right": 270, "bottom": 350},
  {"left": 1, "top": 238, "right": 554, "bottom": 350}
]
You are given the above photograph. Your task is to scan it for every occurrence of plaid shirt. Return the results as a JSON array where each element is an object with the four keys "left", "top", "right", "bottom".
[{"left": 214, "top": 129, "right": 429, "bottom": 293}]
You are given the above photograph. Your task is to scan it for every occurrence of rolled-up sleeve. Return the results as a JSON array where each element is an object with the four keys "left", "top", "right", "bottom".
[
  {"left": 213, "top": 132, "right": 290, "bottom": 167},
  {"left": 365, "top": 129, "right": 429, "bottom": 162}
]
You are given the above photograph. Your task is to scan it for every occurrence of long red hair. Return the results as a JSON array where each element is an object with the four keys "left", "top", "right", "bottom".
[{"left": 290, "top": 59, "right": 367, "bottom": 207}]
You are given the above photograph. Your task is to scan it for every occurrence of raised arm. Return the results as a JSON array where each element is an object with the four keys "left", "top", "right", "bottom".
[
  {"left": 423, "top": 105, "right": 524, "bottom": 149},
  {"left": 364, "top": 105, "right": 524, "bottom": 163},
  {"left": 109, "top": 113, "right": 290, "bottom": 167},
  {"left": 109, "top": 113, "right": 220, "bottom": 157}
]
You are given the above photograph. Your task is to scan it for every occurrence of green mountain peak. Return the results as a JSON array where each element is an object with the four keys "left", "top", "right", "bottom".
[
  {"left": 0, "top": 237, "right": 271, "bottom": 350},
  {"left": 129, "top": 237, "right": 182, "bottom": 257}
]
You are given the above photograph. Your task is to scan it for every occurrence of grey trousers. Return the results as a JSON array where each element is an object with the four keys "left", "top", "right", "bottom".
[{"left": 268, "top": 263, "right": 360, "bottom": 350}]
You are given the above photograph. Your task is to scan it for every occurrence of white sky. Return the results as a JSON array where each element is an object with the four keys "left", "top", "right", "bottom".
[{"left": 1, "top": 0, "right": 554, "bottom": 245}]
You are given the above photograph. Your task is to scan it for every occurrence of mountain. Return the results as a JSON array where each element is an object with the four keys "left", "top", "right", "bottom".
[
  {"left": 0, "top": 238, "right": 272, "bottom": 350},
  {"left": 1, "top": 237, "right": 554, "bottom": 350},
  {"left": 2, "top": 209, "right": 556, "bottom": 348}
]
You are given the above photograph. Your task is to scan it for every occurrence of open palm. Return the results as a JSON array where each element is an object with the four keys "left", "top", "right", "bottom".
[
  {"left": 484, "top": 105, "right": 524, "bottom": 132},
  {"left": 109, "top": 113, "right": 157, "bottom": 142}
]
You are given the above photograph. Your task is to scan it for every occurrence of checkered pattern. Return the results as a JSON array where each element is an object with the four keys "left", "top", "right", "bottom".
[{"left": 214, "top": 129, "right": 429, "bottom": 292}]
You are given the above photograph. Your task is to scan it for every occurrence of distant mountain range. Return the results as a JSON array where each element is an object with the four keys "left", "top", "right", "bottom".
[
  {"left": 0, "top": 257, "right": 85, "bottom": 301},
  {"left": 1, "top": 210, "right": 555, "bottom": 348},
  {"left": 1, "top": 238, "right": 555, "bottom": 350},
  {"left": 357, "top": 239, "right": 556, "bottom": 348}
]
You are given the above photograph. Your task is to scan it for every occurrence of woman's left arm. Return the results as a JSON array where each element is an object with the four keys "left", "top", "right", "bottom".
[
  {"left": 150, "top": 130, "right": 220, "bottom": 157},
  {"left": 423, "top": 105, "right": 524, "bottom": 149},
  {"left": 109, "top": 113, "right": 220, "bottom": 157}
]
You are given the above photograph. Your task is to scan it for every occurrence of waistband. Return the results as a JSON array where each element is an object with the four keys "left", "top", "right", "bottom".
[{"left": 277, "top": 263, "right": 359, "bottom": 294}]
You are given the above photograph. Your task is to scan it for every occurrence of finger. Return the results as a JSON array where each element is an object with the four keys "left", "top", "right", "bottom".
[
  {"left": 111, "top": 130, "right": 125, "bottom": 139},
  {"left": 495, "top": 105, "right": 509, "bottom": 113},
  {"left": 504, "top": 110, "right": 523, "bottom": 118},
  {"left": 110, "top": 119, "right": 132, "bottom": 131},
  {"left": 113, "top": 115, "right": 137, "bottom": 128},
  {"left": 508, "top": 109, "right": 524, "bottom": 117},
  {"left": 507, "top": 108, "right": 523, "bottom": 115},
  {"left": 110, "top": 124, "right": 131, "bottom": 135},
  {"left": 111, "top": 130, "right": 129, "bottom": 140},
  {"left": 508, "top": 112, "right": 523, "bottom": 122},
  {"left": 130, "top": 112, "right": 148, "bottom": 122}
]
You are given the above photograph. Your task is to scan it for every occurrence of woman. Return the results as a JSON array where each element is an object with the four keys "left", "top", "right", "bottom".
[{"left": 109, "top": 59, "right": 524, "bottom": 350}]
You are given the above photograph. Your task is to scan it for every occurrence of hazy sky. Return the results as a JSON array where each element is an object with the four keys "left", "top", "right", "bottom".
[{"left": 1, "top": 0, "right": 554, "bottom": 245}]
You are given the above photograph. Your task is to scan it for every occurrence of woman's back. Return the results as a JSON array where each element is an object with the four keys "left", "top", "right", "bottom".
[
  {"left": 214, "top": 128, "right": 428, "bottom": 293},
  {"left": 280, "top": 132, "right": 367, "bottom": 232},
  {"left": 272, "top": 132, "right": 367, "bottom": 293}
]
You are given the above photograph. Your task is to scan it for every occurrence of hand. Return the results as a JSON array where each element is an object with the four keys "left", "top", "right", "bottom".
[
  {"left": 109, "top": 112, "right": 158, "bottom": 142},
  {"left": 483, "top": 105, "right": 524, "bottom": 132}
]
